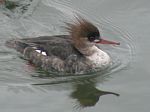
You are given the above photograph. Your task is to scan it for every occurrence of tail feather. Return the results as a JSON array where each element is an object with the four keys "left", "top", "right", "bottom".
[{"left": 5, "top": 39, "right": 29, "bottom": 53}]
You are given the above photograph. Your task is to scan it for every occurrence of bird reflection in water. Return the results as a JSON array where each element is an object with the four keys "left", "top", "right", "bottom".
[
  {"left": 71, "top": 81, "right": 119, "bottom": 108},
  {"left": 33, "top": 73, "right": 120, "bottom": 108}
]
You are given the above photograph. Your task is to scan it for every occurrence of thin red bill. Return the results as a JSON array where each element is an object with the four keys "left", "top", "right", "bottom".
[{"left": 96, "top": 39, "right": 120, "bottom": 45}]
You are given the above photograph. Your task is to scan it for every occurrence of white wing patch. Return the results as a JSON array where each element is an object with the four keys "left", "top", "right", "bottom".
[
  {"left": 35, "top": 49, "right": 47, "bottom": 56},
  {"left": 35, "top": 49, "right": 41, "bottom": 53},
  {"left": 42, "top": 51, "right": 47, "bottom": 56}
]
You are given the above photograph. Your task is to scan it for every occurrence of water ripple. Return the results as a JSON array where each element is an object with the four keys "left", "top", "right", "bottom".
[
  {"left": 0, "top": 0, "right": 136, "bottom": 85},
  {"left": 97, "top": 18, "right": 136, "bottom": 74}
]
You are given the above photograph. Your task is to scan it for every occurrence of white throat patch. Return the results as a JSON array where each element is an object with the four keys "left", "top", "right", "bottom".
[{"left": 86, "top": 46, "right": 111, "bottom": 68}]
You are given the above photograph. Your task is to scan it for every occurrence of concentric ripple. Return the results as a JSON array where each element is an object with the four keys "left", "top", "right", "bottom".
[
  {"left": 95, "top": 18, "right": 136, "bottom": 75},
  {"left": 42, "top": 0, "right": 136, "bottom": 76},
  {"left": 0, "top": 0, "right": 136, "bottom": 85}
]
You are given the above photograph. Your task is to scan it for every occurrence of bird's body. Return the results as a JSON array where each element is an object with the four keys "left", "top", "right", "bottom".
[{"left": 6, "top": 17, "right": 119, "bottom": 74}]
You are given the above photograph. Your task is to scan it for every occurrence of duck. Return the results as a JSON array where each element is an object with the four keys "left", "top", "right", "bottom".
[{"left": 5, "top": 17, "right": 120, "bottom": 74}]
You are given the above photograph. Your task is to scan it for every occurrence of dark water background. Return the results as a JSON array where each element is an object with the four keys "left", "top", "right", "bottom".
[{"left": 0, "top": 0, "right": 149, "bottom": 112}]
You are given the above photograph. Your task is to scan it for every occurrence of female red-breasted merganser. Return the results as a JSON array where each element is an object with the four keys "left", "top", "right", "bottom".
[{"left": 6, "top": 18, "right": 120, "bottom": 74}]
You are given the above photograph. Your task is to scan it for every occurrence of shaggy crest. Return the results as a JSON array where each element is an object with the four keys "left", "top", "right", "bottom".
[
  {"left": 65, "top": 17, "right": 99, "bottom": 38},
  {"left": 65, "top": 16, "right": 100, "bottom": 48}
]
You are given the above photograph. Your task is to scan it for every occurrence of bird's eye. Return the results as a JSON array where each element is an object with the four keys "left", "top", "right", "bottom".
[
  {"left": 87, "top": 31, "right": 100, "bottom": 42},
  {"left": 88, "top": 36, "right": 95, "bottom": 42}
]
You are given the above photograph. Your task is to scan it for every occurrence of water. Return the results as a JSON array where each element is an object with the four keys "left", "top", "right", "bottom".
[{"left": 0, "top": 0, "right": 149, "bottom": 112}]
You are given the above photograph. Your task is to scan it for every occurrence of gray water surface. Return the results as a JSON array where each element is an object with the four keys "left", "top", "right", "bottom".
[{"left": 0, "top": 0, "right": 149, "bottom": 112}]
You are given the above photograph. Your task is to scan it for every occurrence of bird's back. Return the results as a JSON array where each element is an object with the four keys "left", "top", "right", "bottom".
[{"left": 6, "top": 35, "right": 92, "bottom": 74}]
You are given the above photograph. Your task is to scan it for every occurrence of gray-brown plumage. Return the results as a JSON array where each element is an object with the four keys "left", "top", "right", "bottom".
[{"left": 5, "top": 17, "right": 119, "bottom": 74}]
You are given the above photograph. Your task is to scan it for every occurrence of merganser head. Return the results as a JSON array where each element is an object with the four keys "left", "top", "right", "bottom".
[
  {"left": 66, "top": 17, "right": 120, "bottom": 48},
  {"left": 65, "top": 17, "right": 120, "bottom": 57}
]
